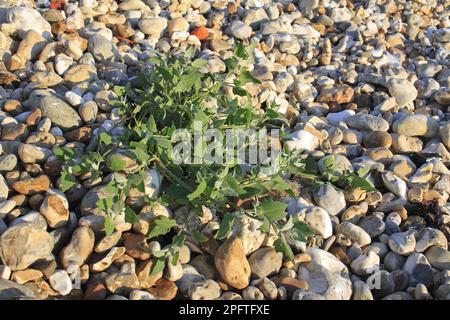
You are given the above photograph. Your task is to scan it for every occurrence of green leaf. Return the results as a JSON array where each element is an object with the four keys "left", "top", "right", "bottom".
[
  {"left": 147, "top": 216, "right": 177, "bottom": 239},
  {"left": 223, "top": 174, "right": 246, "bottom": 196},
  {"left": 357, "top": 167, "right": 370, "bottom": 177},
  {"left": 274, "top": 234, "right": 295, "bottom": 262},
  {"left": 238, "top": 70, "right": 261, "bottom": 85},
  {"left": 113, "top": 85, "right": 125, "bottom": 96},
  {"left": 97, "top": 197, "right": 113, "bottom": 213},
  {"left": 187, "top": 179, "right": 207, "bottom": 201},
  {"left": 232, "top": 86, "right": 247, "bottom": 97},
  {"left": 53, "top": 146, "right": 76, "bottom": 161},
  {"left": 259, "top": 217, "right": 271, "bottom": 234},
  {"left": 99, "top": 132, "right": 112, "bottom": 145},
  {"left": 173, "top": 71, "right": 202, "bottom": 93},
  {"left": 124, "top": 207, "right": 139, "bottom": 224},
  {"left": 171, "top": 251, "right": 179, "bottom": 266},
  {"left": 151, "top": 257, "right": 165, "bottom": 276},
  {"left": 245, "top": 39, "right": 258, "bottom": 65},
  {"left": 60, "top": 172, "right": 77, "bottom": 192},
  {"left": 172, "top": 233, "right": 186, "bottom": 247},
  {"left": 130, "top": 148, "right": 150, "bottom": 163},
  {"left": 104, "top": 216, "right": 115, "bottom": 236},
  {"left": 304, "top": 154, "right": 318, "bottom": 174},
  {"left": 323, "top": 156, "right": 335, "bottom": 171},
  {"left": 350, "top": 175, "right": 375, "bottom": 191},
  {"left": 256, "top": 199, "right": 287, "bottom": 222},
  {"left": 107, "top": 153, "right": 127, "bottom": 172},
  {"left": 146, "top": 115, "right": 157, "bottom": 133},
  {"left": 214, "top": 213, "right": 235, "bottom": 240},
  {"left": 192, "top": 230, "right": 208, "bottom": 243},
  {"left": 191, "top": 58, "right": 208, "bottom": 68},
  {"left": 234, "top": 42, "right": 247, "bottom": 59},
  {"left": 164, "top": 184, "right": 190, "bottom": 205},
  {"left": 290, "top": 221, "right": 315, "bottom": 242}
]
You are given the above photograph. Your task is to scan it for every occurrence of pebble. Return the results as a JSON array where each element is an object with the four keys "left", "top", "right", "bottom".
[
  {"left": 335, "top": 222, "right": 371, "bottom": 247},
  {"left": 229, "top": 21, "right": 252, "bottom": 40},
  {"left": 387, "top": 79, "right": 418, "bottom": 108},
  {"left": 88, "top": 34, "right": 118, "bottom": 62},
  {"left": 49, "top": 270, "right": 72, "bottom": 296},
  {"left": 248, "top": 247, "right": 282, "bottom": 278},
  {"left": 0, "top": 0, "right": 448, "bottom": 301},
  {"left": 297, "top": 248, "right": 352, "bottom": 300},
  {"left": 60, "top": 226, "right": 95, "bottom": 268},
  {"left": 346, "top": 114, "right": 390, "bottom": 132},
  {"left": 403, "top": 253, "right": 434, "bottom": 287},
  {"left": 304, "top": 206, "right": 333, "bottom": 239},
  {"left": 384, "top": 252, "right": 406, "bottom": 272},
  {"left": 215, "top": 238, "right": 251, "bottom": 290},
  {"left": 40, "top": 192, "right": 70, "bottom": 228},
  {"left": 138, "top": 18, "right": 167, "bottom": 35},
  {"left": 0, "top": 224, "right": 53, "bottom": 271},
  {"left": 352, "top": 280, "right": 374, "bottom": 300},
  {"left": 39, "top": 96, "right": 82, "bottom": 132},
  {"left": 389, "top": 230, "right": 417, "bottom": 256},
  {"left": 393, "top": 114, "right": 440, "bottom": 138},
  {"left": 313, "top": 183, "right": 346, "bottom": 216},
  {"left": 188, "top": 279, "right": 221, "bottom": 300},
  {"left": 350, "top": 251, "right": 380, "bottom": 276},
  {"left": 425, "top": 246, "right": 450, "bottom": 271}
]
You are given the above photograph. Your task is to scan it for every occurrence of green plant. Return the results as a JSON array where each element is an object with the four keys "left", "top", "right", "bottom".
[{"left": 56, "top": 43, "right": 375, "bottom": 271}]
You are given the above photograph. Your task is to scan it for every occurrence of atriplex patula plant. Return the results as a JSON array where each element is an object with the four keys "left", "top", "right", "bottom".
[{"left": 54, "top": 43, "right": 375, "bottom": 273}]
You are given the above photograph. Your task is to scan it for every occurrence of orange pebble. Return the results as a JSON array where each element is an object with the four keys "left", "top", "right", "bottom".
[{"left": 191, "top": 26, "right": 209, "bottom": 41}]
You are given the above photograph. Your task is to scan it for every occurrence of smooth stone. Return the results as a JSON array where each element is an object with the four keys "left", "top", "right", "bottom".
[
  {"left": 297, "top": 248, "right": 352, "bottom": 300},
  {"left": 358, "top": 216, "right": 385, "bottom": 238},
  {"left": 326, "top": 110, "right": 355, "bottom": 126},
  {"left": 415, "top": 228, "right": 447, "bottom": 252},
  {"left": 229, "top": 21, "right": 252, "bottom": 40},
  {"left": 138, "top": 18, "right": 167, "bottom": 35},
  {"left": 0, "top": 224, "right": 53, "bottom": 271},
  {"left": 60, "top": 226, "right": 95, "bottom": 268},
  {"left": 304, "top": 206, "right": 333, "bottom": 238},
  {"left": 370, "top": 270, "right": 396, "bottom": 299},
  {"left": 48, "top": 270, "right": 72, "bottom": 296},
  {"left": 0, "top": 174, "right": 8, "bottom": 201},
  {"left": 387, "top": 78, "right": 418, "bottom": 108},
  {"left": 0, "top": 278, "right": 38, "bottom": 299},
  {"left": 88, "top": 34, "right": 118, "bottom": 62},
  {"left": 350, "top": 251, "right": 380, "bottom": 276},
  {"left": 384, "top": 252, "right": 406, "bottom": 272},
  {"left": 39, "top": 96, "right": 82, "bottom": 132},
  {"left": 345, "top": 114, "right": 389, "bottom": 132},
  {"left": 352, "top": 280, "right": 374, "bottom": 300},
  {"left": 5, "top": 7, "right": 52, "bottom": 40},
  {"left": 403, "top": 253, "right": 433, "bottom": 287},
  {"left": 215, "top": 238, "right": 251, "bottom": 290},
  {"left": 335, "top": 222, "right": 372, "bottom": 247},
  {"left": 393, "top": 114, "right": 440, "bottom": 138},
  {"left": 389, "top": 231, "right": 417, "bottom": 256},
  {"left": 424, "top": 246, "right": 450, "bottom": 271},
  {"left": 285, "top": 130, "right": 319, "bottom": 151},
  {"left": 248, "top": 247, "right": 283, "bottom": 278},
  {"left": 188, "top": 279, "right": 221, "bottom": 300},
  {"left": 313, "top": 183, "right": 346, "bottom": 216},
  {"left": 381, "top": 171, "right": 408, "bottom": 199}
]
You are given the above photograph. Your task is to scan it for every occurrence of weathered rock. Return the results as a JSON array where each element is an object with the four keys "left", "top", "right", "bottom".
[
  {"left": 248, "top": 247, "right": 282, "bottom": 278},
  {"left": 215, "top": 238, "right": 251, "bottom": 290},
  {"left": 60, "top": 227, "right": 95, "bottom": 268},
  {"left": 12, "top": 175, "right": 50, "bottom": 195},
  {"left": 0, "top": 224, "right": 53, "bottom": 271},
  {"left": 297, "top": 248, "right": 352, "bottom": 300},
  {"left": 39, "top": 96, "right": 82, "bottom": 132}
]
